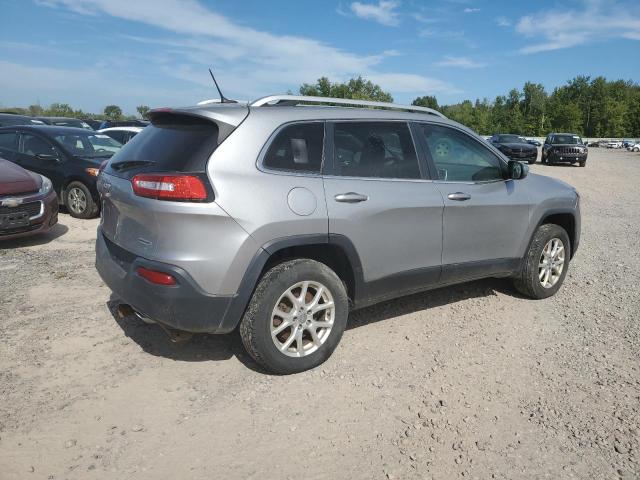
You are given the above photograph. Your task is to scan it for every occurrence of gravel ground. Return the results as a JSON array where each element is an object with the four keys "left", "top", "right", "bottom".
[{"left": 1, "top": 148, "right": 639, "bottom": 479}]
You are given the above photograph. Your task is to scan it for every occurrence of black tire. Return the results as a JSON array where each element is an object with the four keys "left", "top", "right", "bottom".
[
  {"left": 579, "top": 161, "right": 586, "bottom": 167},
  {"left": 64, "top": 181, "right": 98, "bottom": 219},
  {"left": 239, "top": 259, "right": 349, "bottom": 374},
  {"left": 528, "top": 158, "right": 536, "bottom": 165},
  {"left": 513, "top": 224, "right": 571, "bottom": 299}
]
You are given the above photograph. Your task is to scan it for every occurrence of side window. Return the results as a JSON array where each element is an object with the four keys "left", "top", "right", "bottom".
[
  {"left": 106, "top": 131, "right": 126, "bottom": 144},
  {"left": 418, "top": 124, "right": 503, "bottom": 182},
  {"left": 0, "top": 131, "right": 18, "bottom": 153},
  {"left": 263, "top": 122, "right": 324, "bottom": 173},
  {"left": 332, "top": 122, "right": 420, "bottom": 179},
  {"left": 20, "top": 134, "right": 58, "bottom": 158}
]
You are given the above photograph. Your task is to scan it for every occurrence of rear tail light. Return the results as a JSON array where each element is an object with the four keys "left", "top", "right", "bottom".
[
  {"left": 137, "top": 266, "right": 177, "bottom": 286},
  {"left": 131, "top": 174, "right": 208, "bottom": 201}
]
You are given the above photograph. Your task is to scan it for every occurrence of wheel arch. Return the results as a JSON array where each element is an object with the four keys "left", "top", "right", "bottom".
[
  {"left": 217, "top": 234, "right": 364, "bottom": 333},
  {"left": 534, "top": 209, "right": 579, "bottom": 259}
]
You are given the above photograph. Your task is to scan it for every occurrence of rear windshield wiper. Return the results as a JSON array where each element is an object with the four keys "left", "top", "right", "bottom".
[{"left": 110, "top": 160, "right": 156, "bottom": 172}]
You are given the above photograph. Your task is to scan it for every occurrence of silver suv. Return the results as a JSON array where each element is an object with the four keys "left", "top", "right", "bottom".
[{"left": 96, "top": 95, "right": 580, "bottom": 374}]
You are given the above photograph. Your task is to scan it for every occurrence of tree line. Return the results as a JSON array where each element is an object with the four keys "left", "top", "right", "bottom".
[
  {"left": 1, "top": 103, "right": 150, "bottom": 121},
  {"left": 301, "top": 75, "right": 640, "bottom": 138},
  {"left": 4, "top": 75, "right": 638, "bottom": 137}
]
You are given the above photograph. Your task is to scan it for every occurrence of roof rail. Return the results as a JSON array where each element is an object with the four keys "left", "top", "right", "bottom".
[{"left": 250, "top": 95, "right": 446, "bottom": 118}]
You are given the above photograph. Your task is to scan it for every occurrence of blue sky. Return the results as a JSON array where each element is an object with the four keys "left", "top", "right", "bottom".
[{"left": 1, "top": 0, "right": 639, "bottom": 115}]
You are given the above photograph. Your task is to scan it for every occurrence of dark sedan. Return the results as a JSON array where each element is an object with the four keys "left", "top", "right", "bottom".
[
  {"left": 36, "top": 117, "right": 94, "bottom": 130},
  {"left": 0, "top": 125, "right": 123, "bottom": 218},
  {"left": 489, "top": 134, "right": 538, "bottom": 164},
  {"left": 541, "top": 133, "right": 587, "bottom": 167},
  {"left": 0, "top": 158, "right": 58, "bottom": 240},
  {"left": 0, "top": 113, "right": 45, "bottom": 127}
]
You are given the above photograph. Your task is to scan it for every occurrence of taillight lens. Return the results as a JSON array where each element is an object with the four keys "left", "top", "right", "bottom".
[
  {"left": 137, "top": 266, "right": 177, "bottom": 286},
  {"left": 131, "top": 174, "right": 208, "bottom": 201}
]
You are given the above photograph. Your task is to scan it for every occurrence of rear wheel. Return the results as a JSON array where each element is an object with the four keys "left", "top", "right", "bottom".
[
  {"left": 239, "top": 259, "right": 349, "bottom": 374},
  {"left": 65, "top": 181, "right": 98, "bottom": 219},
  {"left": 513, "top": 224, "right": 570, "bottom": 299}
]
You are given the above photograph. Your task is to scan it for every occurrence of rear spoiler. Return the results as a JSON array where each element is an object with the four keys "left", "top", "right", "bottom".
[{"left": 148, "top": 104, "right": 249, "bottom": 144}]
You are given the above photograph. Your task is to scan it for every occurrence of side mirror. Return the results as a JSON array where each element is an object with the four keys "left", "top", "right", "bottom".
[
  {"left": 508, "top": 160, "right": 528, "bottom": 180},
  {"left": 35, "top": 153, "right": 59, "bottom": 161}
]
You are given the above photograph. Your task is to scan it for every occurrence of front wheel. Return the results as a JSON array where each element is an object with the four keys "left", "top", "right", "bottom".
[
  {"left": 513, "top": 224, "right": 571, "bottom": 299},
  {"left": 239, "top": 259, "right": 349, "bottom": 374},
  {"left": 65, "top": 181, "right": 98, "bottom": 219},
  {"left": 528, "top": 158, "right": 536, "bottom": 165},
  {"left": 579, "top": 161, "right": 586, "bottom": 167}
]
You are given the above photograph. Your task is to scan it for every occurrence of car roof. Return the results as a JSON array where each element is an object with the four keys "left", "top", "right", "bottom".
[
  {"left": 0, "top": 124, "right": 99, "bottom": 135},
  {"left": 36, "top": 116, "right": 82, "bottom": 121}
]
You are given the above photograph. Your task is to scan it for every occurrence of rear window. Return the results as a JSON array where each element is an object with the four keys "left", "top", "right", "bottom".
[
  {"left": 263, "top": 122, "right": 324, "bottom": 173},
  {"left": 107, "top": 115, "right": 218, "bottom": 176}
]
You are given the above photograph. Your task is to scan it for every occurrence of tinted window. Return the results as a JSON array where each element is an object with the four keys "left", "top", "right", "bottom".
[
  {"left": 21, "top": 134, "right": 58, "bottom": 157},
  {"left": 0, "top": 132, "right": 18, "bottom": 151},
  {"left": 418, "top": 124, "right": 503, "bottom": 182},
  {"left": 105, "top": 130, "right": 127, "bottom": 144},
  {"left": 263, "top": 122, "right": 324, "bottom": 173},
  {"left": 333, "top": 122, "right": 420, "bottom": 179},
  {"left": 108, "top": 115, "right": 218, "bottom": 175},
  {"left": 54, "top": 132, "right": 121, "bottom": 157},
  {"left": 551, "top": 134, "right": 582, "bottom": 145}
]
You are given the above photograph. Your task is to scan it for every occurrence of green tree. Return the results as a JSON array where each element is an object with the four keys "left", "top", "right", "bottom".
[
  {"left": 103, "top": 105, "right": 123, "bottom": 121},
  {"left": 46, "top": 103, "right": 74, "bottom": 117},
  {"left": 299, "top": 76, "right": 393, "bottom": 102},
  {"left": 28, "top": 104, "right": 43, "bottom": 116},
  {"left": 136, "top": 105, "right": 150, "bottom": 118},
  {"left": 412, "top": 95, "right": 439, "bottom": 110}
]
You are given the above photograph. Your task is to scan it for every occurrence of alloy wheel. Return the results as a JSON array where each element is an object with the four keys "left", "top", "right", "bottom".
[
  {"left": 67, "top": 187, "right": 87, "bottom": 215},
  {"left": 270, "top": 281, "right": 335, "bottom": 357},
  {"left": 538, "top": 237, "right": 565, "bottom": 288}
]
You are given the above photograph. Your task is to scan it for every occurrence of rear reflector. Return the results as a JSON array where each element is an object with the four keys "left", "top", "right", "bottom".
[
  {"left": 131, "top": 174, "right": 207, "bottom": 201},
  {"left": 137, "top": 266, "right": 177, "bottom": 286}
]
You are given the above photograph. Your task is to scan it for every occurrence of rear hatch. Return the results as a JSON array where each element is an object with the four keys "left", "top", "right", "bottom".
[{"left": 98, "top": 104, "right": 248, "bottom": 257}]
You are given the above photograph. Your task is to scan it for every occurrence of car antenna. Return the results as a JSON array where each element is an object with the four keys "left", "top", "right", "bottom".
[{"left": 209, "top": 68, "right": 237, "bottom": 104}]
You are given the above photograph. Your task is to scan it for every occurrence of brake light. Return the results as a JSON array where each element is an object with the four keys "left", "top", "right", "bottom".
[
  {"left": 131, "top": 174, "right": 208, "bottom": 201},
  {"left": 137, "top": 266, "right": 177, "bottom": 286}
]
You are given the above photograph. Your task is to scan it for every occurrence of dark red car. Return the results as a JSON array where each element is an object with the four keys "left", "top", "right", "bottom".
[{"left": 0, "top": 158, "right": 58, "bottom": 240}]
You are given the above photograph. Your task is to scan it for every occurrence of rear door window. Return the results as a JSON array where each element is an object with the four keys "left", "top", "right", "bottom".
[
  {"left": 107, "top": 115, "right": 218, "bottom": 177},
  {"left": 332, "top": 122, "right": 420, "bottom": 179},
  {"left": 263, "top": 122, "right": 324, "bottom": 173}
]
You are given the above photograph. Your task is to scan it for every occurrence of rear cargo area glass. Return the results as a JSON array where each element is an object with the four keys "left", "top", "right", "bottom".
[{"left": 107, "top": 115, "right": 218, "bottom": 176}]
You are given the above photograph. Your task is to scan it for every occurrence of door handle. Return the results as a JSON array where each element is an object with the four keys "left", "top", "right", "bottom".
[
  {"left": 334, "top": 192, "right": 369, "bottom": 203},
  {"left": 447, "top": 192, "right": 471, "bottom": 201}
]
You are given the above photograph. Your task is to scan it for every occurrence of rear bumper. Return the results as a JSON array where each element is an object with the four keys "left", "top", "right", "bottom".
[{"left": 95, "top": 228, "right": 237, "bottom": 333}]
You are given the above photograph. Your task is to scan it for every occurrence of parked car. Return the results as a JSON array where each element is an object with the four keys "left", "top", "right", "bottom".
[
  {"left": 0, "top": 125, "right": 122, "bottom": 218},
  {"left": 627, "top": 143, "right": 640, "bottom": 152},
  {"left": 98, "top": 126, "right": 143, "bottom": 145},
  {"left": 98, "top": 119, "right": 149, "bottom": 129},
  {"left": 0, "top": 157, "right": 58, "bottom": 240},
  {"left": 622, "top": 139, "right": 636, "bottom": 148},
  {"left": 95, "top": 95, "right": 581, "bottom": 374},
  {"left": 604, "top": 140, "right": 623, "bottom": 149},
  {"left": 489, "top": 134, "right": 538, "bottom": 164},
  {"left": 82, "top": 119, "right": 103, "bottom": 131},
  {"left": 0, "top": 113, "right": 45, "bottom": 127},
  {"left": 541, "top": 133, "right": 588, "bottom": 166},
  {"left": 36, "top": 117, "right": 94, "bottom": 130},
  {"left": 526, "top": 138, "right": 542, "bottom": 147}
]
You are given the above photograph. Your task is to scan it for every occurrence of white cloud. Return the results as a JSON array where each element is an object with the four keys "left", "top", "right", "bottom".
[
  {"left": 350, "top": 0, "right": 401, "bottom": 26},
  {"left": 516, "top": 0, "right": 640, "bottom": 53},
  {"left": 496, "top": 16, "right": 510, "bottom": 27},
  {"left": 30, "top": 0, "right": 455, "bottom": 104},
  {"left": 463, "top": 8, "right": 480, "bottom": 13},
  {"left": 434, "top": 56, "right": 486, "bottom": 69}
]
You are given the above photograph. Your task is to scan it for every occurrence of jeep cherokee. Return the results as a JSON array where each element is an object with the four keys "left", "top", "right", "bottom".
[{"left": 95, "top": 95, "right": 581, "bottom": 374}]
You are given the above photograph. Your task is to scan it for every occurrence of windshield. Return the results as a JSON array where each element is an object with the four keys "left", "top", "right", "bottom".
[
  {"left": 54, "top": 133, "right": 122, "bottom": 158},
  {"left": 552, "top": 135, "right": 582, "bottom": 145},
  {"left": 497, "top": 135, "right": 527, "bottom": 144}
]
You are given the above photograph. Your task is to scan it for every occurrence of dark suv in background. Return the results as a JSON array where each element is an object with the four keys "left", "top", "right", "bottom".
[
  {"left": 489, "top": 134, "right": 538, "bottom": 164},
  {"left": 0, "top": 125, "right": 122, "bottom": 218},
  {"left": 542, "top": 133, "right": 588, "bottom": 167}
]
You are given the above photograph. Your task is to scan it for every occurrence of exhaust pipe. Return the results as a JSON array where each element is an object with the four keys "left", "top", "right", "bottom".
[{"left": 116, "top": 303, "right": 192, "bottom": 344}]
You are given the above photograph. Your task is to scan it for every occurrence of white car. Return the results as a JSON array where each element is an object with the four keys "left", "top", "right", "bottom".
[
  {"left": 627, "top": 143, "right": 640, "bottom": 152},
  {"left": 98, "top": 126, "right": 143, "bottom": 145},
  {"left": 605, "top": 140, "right": 623, "bottom": 149}
]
